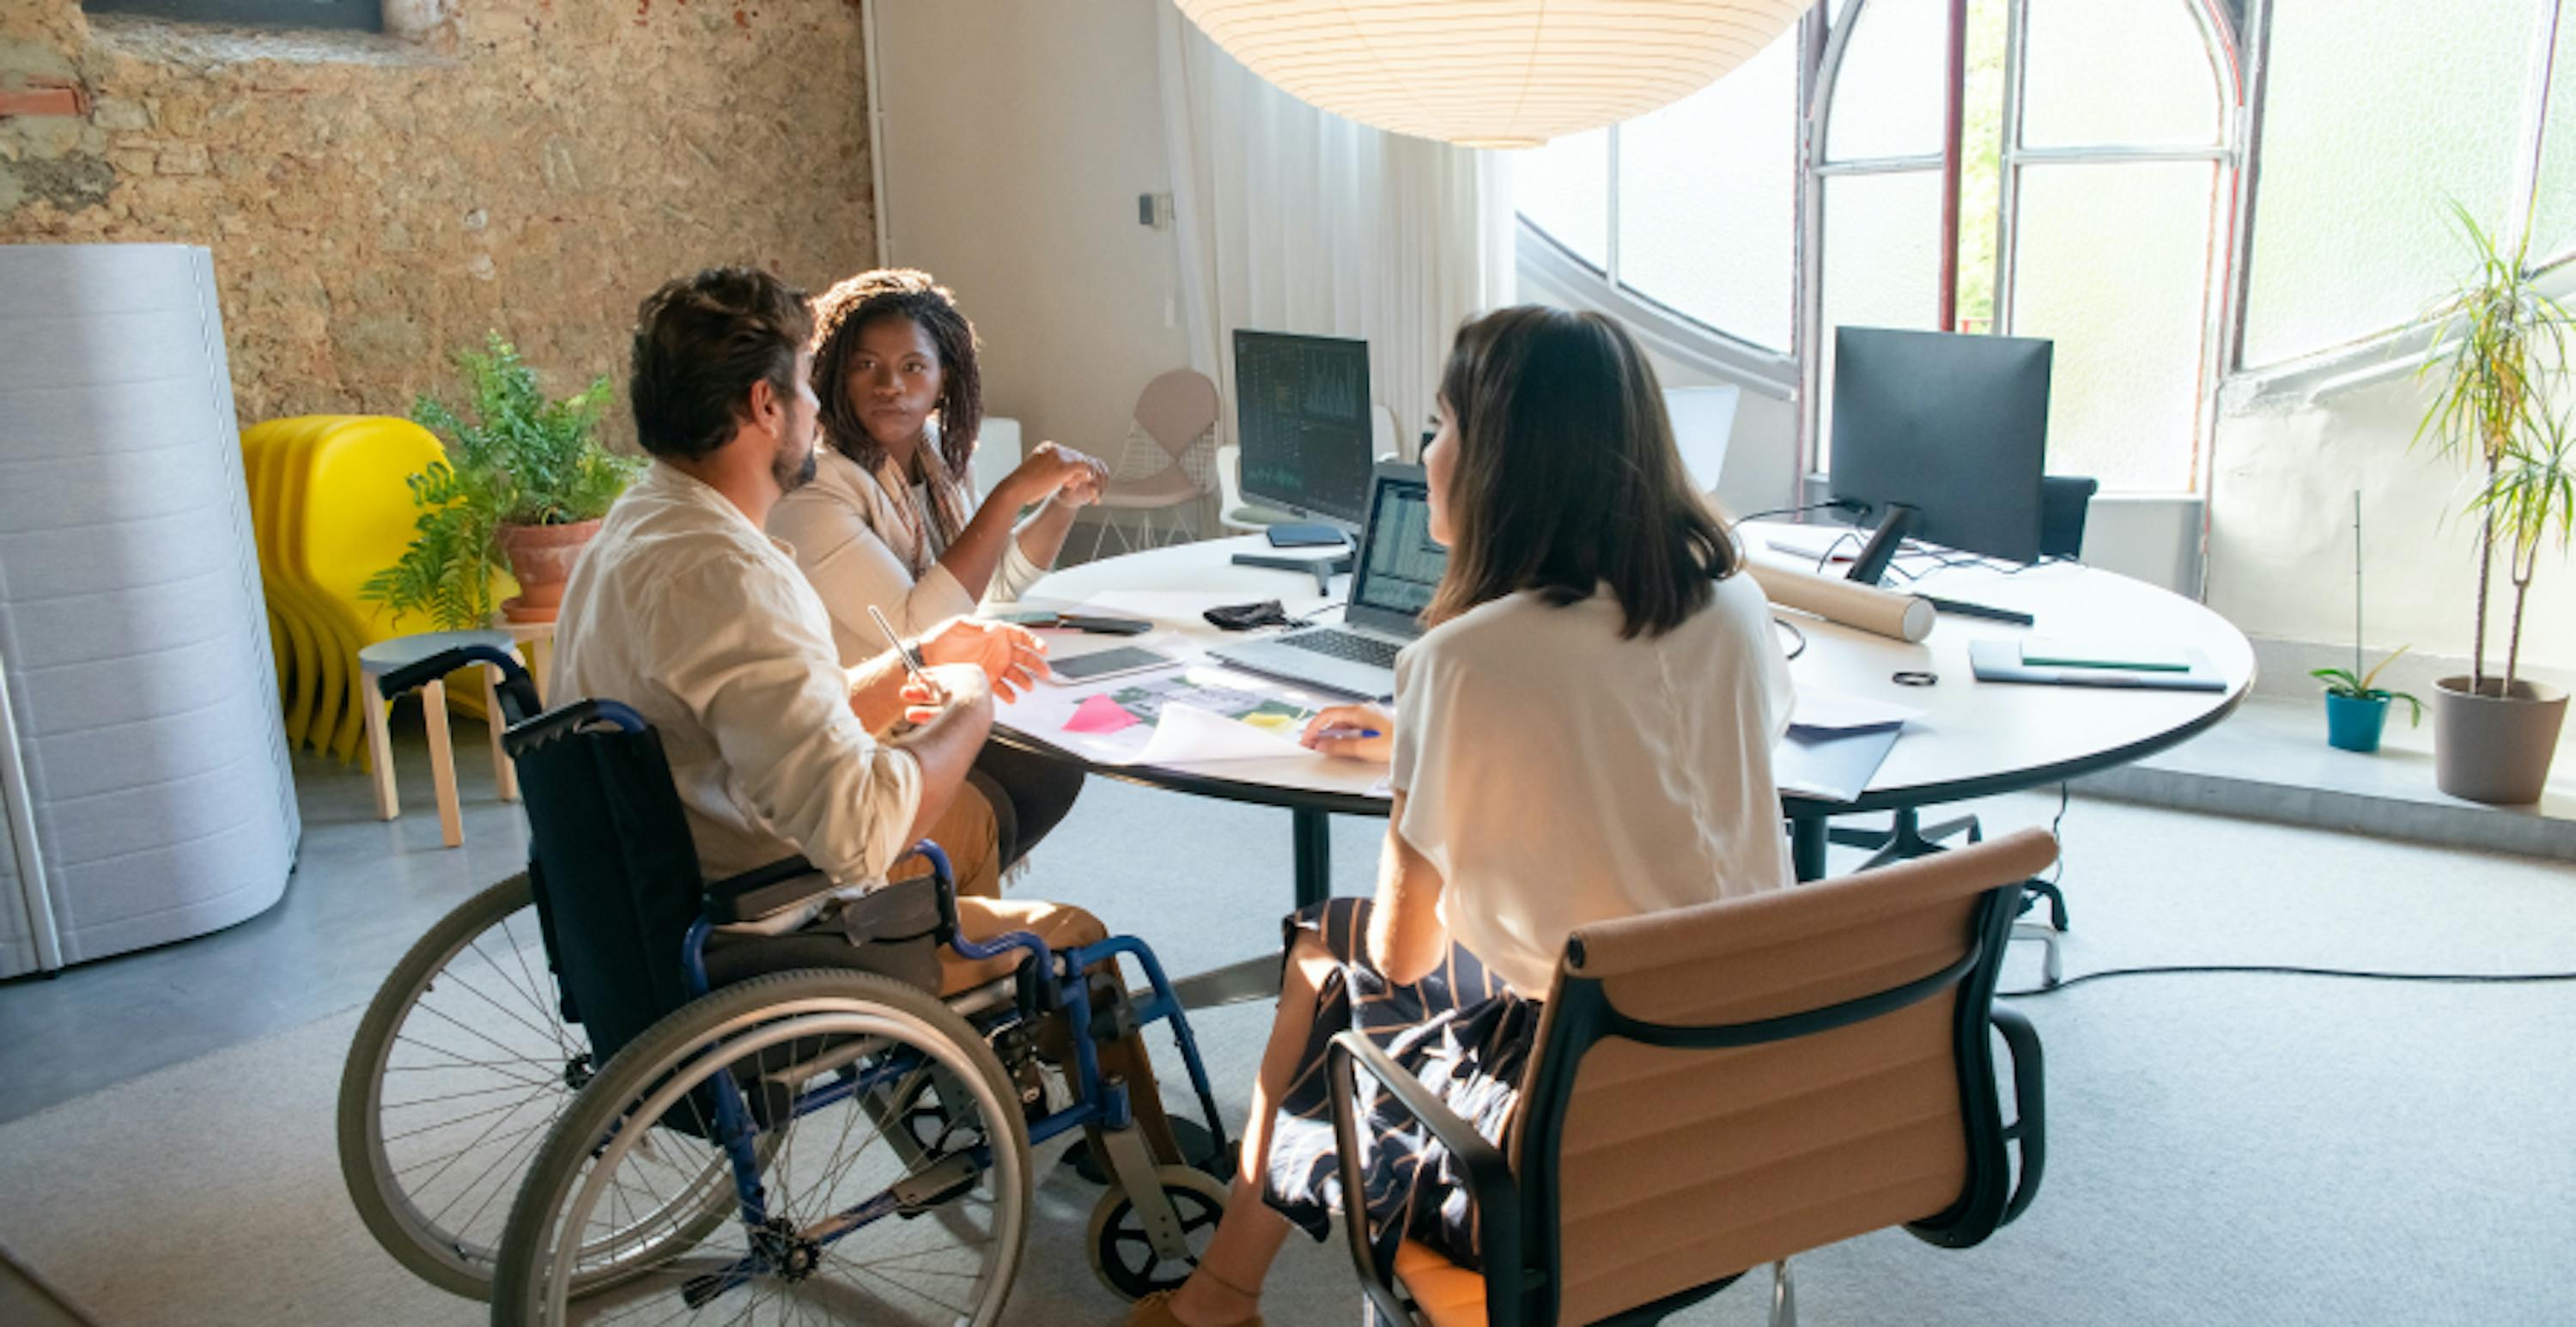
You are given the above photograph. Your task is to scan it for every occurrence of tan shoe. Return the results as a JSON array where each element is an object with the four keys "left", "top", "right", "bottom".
[{"left": 1121, "top": 1288, "right": 1263, "bottom": 1327}]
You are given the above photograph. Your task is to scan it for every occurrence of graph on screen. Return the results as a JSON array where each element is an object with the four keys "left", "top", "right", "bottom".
[{"left": 1234, "top": 330, "right": 1374, "bottom": 527}]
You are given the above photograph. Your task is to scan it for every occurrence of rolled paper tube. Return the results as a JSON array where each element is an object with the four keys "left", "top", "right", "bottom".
[{"left": 1746, "top": 558, "right": 1936, "bottom": 642}]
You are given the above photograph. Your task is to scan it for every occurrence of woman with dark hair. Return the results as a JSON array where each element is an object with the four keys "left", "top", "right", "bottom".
[
  {"left": 1125, "top": 307, "right": 1793, "bottom": 1327},
  {"left": 771, "top": 268, "right": 1109, "bottom": 882}
]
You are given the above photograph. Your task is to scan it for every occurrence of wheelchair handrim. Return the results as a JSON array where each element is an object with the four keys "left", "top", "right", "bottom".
[
  {"left": 344, "top": 877, "right": 733, "bottom": 1296},
  {"left": 544, "top": 998, "right": 1030, "bottom": 1325}
]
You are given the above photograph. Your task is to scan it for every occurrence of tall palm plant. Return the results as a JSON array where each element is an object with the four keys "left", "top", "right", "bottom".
[
  {"left": 2469, "top": 411, "right": 2576, "bottom": 696},
  {"left": 2412, "top": 202, "right": 2572, "bottom": 693}
]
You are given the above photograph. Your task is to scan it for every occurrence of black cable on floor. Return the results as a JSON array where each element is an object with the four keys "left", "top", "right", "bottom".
[{"left": 2003, "top": 964, "right": 2576, "bottom": 999}]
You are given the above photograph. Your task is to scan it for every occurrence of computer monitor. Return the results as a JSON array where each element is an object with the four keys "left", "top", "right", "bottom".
[
  {"left": 1233, "top": 329, "right": 1375, "bottom": 529},
  {"left": 1827, "top": 326, "right": 2052, "bottom": 567}
]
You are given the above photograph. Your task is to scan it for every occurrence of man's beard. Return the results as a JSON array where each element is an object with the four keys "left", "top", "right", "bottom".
[{"left": 774, "top": 435, "right": 817, "bottom": 493}]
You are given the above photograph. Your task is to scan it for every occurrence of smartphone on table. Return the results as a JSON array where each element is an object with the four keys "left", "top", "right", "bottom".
[
  {"left": 994, "top": 610, "right": 1154, "bottom": 636},
  {"left": 1047, "top": 645, "right": 1180, "bottom": 684}
]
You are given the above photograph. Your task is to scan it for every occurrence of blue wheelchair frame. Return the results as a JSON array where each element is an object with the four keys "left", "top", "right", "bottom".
[{"left": 375, "top": 644, "right": 1233, "bottom": 1311}]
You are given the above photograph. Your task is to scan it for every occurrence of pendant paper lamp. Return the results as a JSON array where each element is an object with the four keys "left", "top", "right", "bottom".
[{"left": 1174, "top": 0, "right": 1814, "bottom": 148}]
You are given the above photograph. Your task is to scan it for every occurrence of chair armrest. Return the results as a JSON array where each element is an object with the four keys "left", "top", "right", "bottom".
[
  {"left": 1327, "top": 1030, "right": 1524, "bottom": 1327},
  {"left": 1990, "top": 1004, "right": 2046, "bottom": 1225},
  {"left": 702, "top": 855, "right": 831, "bottom": 926}
]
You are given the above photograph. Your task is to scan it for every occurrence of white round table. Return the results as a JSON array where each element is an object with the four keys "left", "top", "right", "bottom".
[{"left": 1005, "top": 529, "right": 2251, "bottom": 911}]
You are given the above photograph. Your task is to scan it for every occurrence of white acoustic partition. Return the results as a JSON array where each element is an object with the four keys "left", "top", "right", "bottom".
[{"left": 0, "top": 244, "right": 298, "bottom": 977}]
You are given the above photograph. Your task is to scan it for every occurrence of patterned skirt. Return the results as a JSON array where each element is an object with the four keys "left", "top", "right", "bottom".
[{"left": 1261, "top": 897, "right": 1541, "bottom": 1270}]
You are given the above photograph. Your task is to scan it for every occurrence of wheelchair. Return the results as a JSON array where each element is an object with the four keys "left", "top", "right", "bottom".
[{"left": 335, "top": 644, "right": 1236, "bottom": 1323}]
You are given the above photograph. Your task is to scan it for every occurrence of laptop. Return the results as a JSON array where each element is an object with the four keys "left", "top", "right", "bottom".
[
  {"left": 1662, "top": 384, "right": 1739, "bottom": 493},
  {"left": 1212, "top": 463, "right": 1443, "bottom": 699}
]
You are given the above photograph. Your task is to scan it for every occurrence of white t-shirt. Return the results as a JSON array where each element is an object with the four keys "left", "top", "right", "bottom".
[{"left": 1390, "top": 573, "right": 1795, "bottom": 999}]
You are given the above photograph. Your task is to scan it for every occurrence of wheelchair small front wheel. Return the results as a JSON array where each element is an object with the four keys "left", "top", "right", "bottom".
[
  {"left": 491, "top": 968, "right": 1030, "bottom": 1325},
  {"left": 1085, "top": 1165, "right": 1234, "bottom": 1301}
]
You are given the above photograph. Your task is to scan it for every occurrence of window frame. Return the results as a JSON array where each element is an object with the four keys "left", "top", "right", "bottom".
[
  {"left": 2225, "top": 0, "right": 2575, "bottom": 403},
  {"left": 1513, "top": 11, "right": 1817, "bottom": 388},
  {"left": 1796, "top": 0, "right": 2245, "bottom": 495}
]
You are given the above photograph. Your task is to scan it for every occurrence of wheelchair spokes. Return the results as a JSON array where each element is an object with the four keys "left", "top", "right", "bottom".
[
  {"left": 495, "top": 971, "right": 1031, "bottom": 1325},
  {"left": 341, "top": 874, "right": 598, "bottom": 1297}
]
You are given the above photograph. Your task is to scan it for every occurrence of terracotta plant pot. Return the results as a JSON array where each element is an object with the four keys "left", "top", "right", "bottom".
[
  {"left": 2431, "top": 674, "right": 2568, "bottom": 805},
  {"left": 495, "top": 519, "right": 600, "bottom": 624}
]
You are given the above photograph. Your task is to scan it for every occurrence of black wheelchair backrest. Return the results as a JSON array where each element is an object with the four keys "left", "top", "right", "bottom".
[{"left": 507, "top": 706, "right": 709, "bottom": 1068}]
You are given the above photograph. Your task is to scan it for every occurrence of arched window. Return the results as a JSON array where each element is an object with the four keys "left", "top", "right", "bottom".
[
  {"left": 2241, "top": 0, "right": 2574, "bottom": 370},
  {"left": 1514, "top": 22, "right": 1804, "bottom": 362},
  {"left": 1804, "top": 0, "right": 2242, "bottom": 495}
]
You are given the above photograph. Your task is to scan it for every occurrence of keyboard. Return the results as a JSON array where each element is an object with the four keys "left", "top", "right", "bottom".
[{"left": 1281, "top": 630, "right": 1400, "bottom": 668}]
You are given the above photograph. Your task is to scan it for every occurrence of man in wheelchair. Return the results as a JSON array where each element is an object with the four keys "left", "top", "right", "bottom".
[{"left": 556, "top": 265, "right": 1182, "bottom": 1156}]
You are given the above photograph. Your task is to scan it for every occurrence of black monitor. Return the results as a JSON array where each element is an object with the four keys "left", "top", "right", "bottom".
[
  {"left": 1233, "top": 329, "right": 1374, "bottom": 529},
  {"left": 1828, "top": 326, "right": 2052, "bottom": 567}
]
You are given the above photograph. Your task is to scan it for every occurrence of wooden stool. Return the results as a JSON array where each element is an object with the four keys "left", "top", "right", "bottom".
[{"left": 357, "top": 630, "right": 520, "bottom": 849}]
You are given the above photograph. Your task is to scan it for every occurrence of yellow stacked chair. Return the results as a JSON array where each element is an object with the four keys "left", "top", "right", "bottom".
[{"left": 240, "top": 416, "right": 516, "bottom": 767}]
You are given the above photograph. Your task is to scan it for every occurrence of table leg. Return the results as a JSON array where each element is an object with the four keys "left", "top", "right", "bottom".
[
  {"left": 1292, "top": 807, "right": 1331, "bottom": 910},
  {"left": 1790, "top": 815, "right": 1827, "bottom": 883},
  {"left": 1171, "top": 807, "right": 1336, "bottom": 1010}
]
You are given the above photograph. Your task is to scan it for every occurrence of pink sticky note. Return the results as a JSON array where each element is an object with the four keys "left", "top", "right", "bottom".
[{"left": 1063, "top": 693, "right": 1139, "bottom": 735}]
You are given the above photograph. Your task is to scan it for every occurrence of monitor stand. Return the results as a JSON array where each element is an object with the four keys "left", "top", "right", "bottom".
[
  {"left": 1843, "top": 501, "right": 2035, "bottom": 625},
  {"left": 1844, "top": 502, "right": 1917, "bottom": 587},
  {"left": 1230, "top": 551, "right": 1352, "bottom": 596}
]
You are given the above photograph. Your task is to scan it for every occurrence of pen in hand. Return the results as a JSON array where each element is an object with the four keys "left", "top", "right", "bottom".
[{"left": 866, "top": 605, "right": 945, "bottom": 707}]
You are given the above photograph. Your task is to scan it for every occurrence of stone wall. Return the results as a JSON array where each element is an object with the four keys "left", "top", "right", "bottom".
[{"left": 0, "top": 1, "right": 878, "bottom": 446}]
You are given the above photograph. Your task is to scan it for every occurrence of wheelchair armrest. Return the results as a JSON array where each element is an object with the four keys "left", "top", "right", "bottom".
[
  {"left": 1327, "top": 1030, "right": 1525, "bottom": 1327},
  {"left": 1990, "top": 1003, "right": 2046, "bottom": 1226},
  {"left": 702, "top": 856, "right": 831, "bottom": 926}
]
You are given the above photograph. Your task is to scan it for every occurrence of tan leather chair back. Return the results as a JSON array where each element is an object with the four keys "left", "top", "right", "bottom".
[{"left": 1521, "top": 829, "right": 2057, "bottom": 1325}]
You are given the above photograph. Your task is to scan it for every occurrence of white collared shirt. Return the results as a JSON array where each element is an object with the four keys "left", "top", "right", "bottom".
[{"left": 551, "top": 462, "right": 922, "bottom": 890}]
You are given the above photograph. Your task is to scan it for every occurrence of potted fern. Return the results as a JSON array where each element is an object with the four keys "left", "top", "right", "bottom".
[
  {"left": 364, "top": 334, "right": 640, "bottom": 629},
  {"left": 2414, "top": 204, "right": 2574, "bottom": 803}
]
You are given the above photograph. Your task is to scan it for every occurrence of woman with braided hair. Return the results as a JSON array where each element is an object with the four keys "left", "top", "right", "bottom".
[{"left": 772, "top": 267, "right": 1110, "bottom": 887}]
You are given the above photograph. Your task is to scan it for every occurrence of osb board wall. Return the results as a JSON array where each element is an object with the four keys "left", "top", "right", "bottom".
[{"left": 0, "top": 1, "right": 878, "bottom": 447}]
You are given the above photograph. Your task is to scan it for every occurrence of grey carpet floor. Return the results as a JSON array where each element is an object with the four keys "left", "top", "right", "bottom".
[{"left": 1, "top": 776, "right": 2572, "bottom": 1324}]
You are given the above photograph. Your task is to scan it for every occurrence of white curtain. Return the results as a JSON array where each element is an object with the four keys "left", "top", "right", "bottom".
[{"left": 1157, "top": 2, "right": 1517, "bottom": 462}]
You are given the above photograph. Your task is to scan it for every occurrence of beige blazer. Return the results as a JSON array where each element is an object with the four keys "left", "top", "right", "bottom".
[{"left": 769, "top": 447, "right": 1048, "bottom": 665}]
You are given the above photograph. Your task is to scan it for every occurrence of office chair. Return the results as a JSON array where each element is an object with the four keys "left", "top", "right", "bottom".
[
  {"left": 1090, "top": 368, "right": 1221, "bottom": 557},
  {"left": 1332, "top": 830, "right": 2056, "bottom": 1325},
  {"left": 1828, "top": 473, "right": 2095, "bottom": 981},
  {"left": 2039, "top": 475, "right": 2097, "bottom": 560}
]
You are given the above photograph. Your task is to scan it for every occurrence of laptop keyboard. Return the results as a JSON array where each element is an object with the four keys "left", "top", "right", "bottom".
[{"left": 1282, "top": 630, "right": 1400, "bottom": 668}]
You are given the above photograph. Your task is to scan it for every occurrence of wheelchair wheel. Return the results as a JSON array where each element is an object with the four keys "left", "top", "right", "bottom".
[
  {"left": 340, "top": 874, "right": 741, "bottom": 1300},
  {"left": 491, "top": 968, "right": 1031, "bottom": 1325},
  {"left": 339, "top": 874, "right": 585, "bottom": 1296},
  {"left": 1085, "top": 1165, "right": 1233, "bottom": 1301}
]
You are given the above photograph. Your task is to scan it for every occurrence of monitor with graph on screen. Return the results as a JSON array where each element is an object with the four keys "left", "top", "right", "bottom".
[{"left": 1232, "top": 329, "right": 1376, "bottom": 529}]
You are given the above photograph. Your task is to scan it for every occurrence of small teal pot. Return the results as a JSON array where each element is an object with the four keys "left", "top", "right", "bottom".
[{"left": 2325, "top": 691, "right": 2392, "bottom": 753}]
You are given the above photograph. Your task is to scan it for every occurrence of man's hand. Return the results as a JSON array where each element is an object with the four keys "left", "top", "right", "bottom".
[
  {"left": 901, "top": 662, "right": 992, "bottom": 727},
  {"left": 914, "top": 617, "right": 1048, "bottom": 702}
]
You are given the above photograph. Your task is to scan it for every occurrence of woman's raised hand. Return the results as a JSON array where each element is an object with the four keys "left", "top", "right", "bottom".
[
  {"left": 1301, "top": 703, "right": 1394, "bottom": 764},
  {"left": 1012, "top": 441, "right": 1109, "bottom": 508}
]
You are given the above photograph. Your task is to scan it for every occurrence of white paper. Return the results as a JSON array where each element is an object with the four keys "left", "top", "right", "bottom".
[
  {"left": 1789, "top": 685, "right": 1924, "bottom": 734},
  {"left": 1136, "top": 702, "right": 1315, "bottom": 764},
  {"left": 997, "top": 663, "right": 1326, "bottom": 767}
]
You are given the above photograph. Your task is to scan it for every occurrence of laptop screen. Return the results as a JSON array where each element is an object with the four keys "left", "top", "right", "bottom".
[{"left": 1348, "top": 472, "right": 1445, "bottom": 624}]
